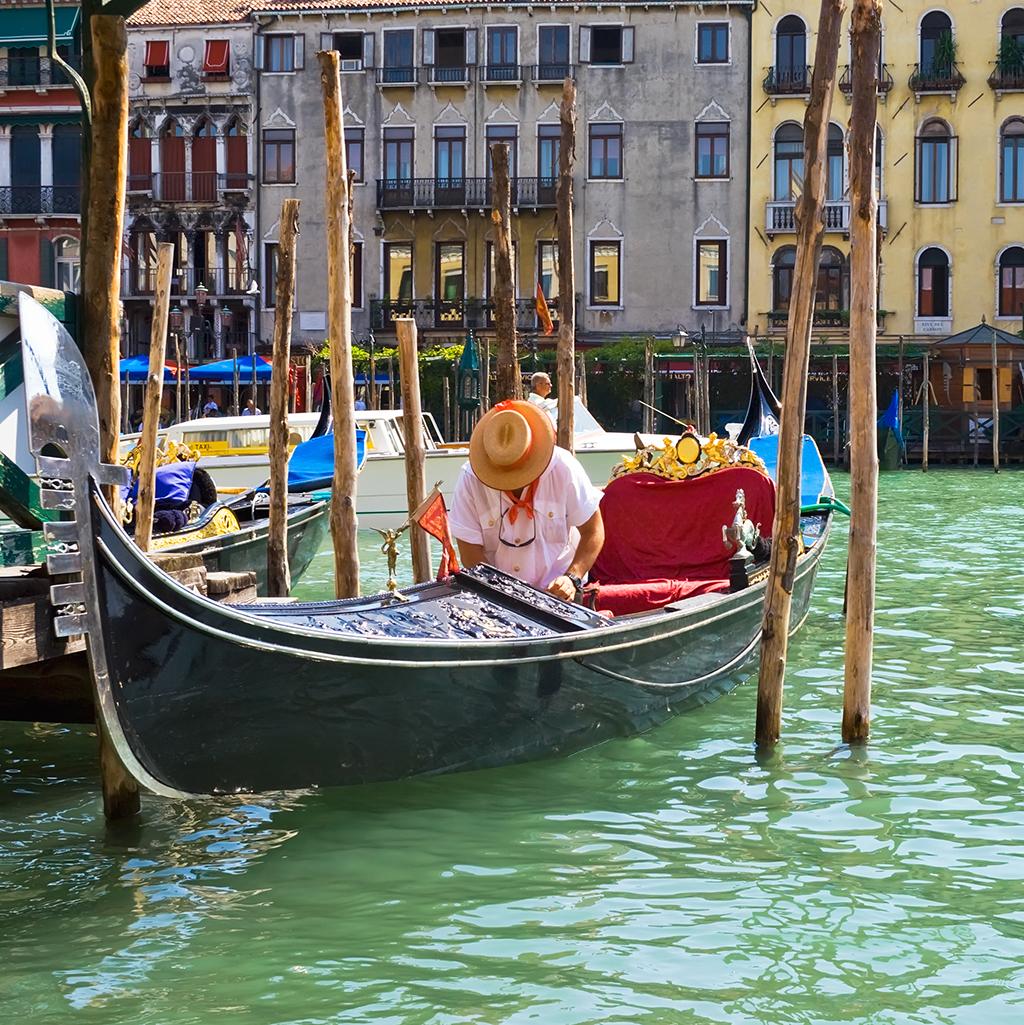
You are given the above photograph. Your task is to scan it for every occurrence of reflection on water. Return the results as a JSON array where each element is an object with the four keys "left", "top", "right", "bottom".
[{"left": 2, "top": 471, "right": 1023, "bottom": 1024}]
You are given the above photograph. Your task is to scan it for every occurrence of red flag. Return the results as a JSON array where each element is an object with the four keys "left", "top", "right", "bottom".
[
  {"left": 411, "top": 486, "right": 461, "bottom": 579},
  {"left": 535, "top": 282, "right": 554, "bottom": 336}
]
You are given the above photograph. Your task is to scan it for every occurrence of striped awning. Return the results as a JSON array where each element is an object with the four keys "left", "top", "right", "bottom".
[{"left": 0, "top": 6, "right": 81, "bottom": 46}]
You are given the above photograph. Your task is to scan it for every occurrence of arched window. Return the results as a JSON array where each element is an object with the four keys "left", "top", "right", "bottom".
[
  {"left": 224, "top": 117, "right": 249, "bottom": 190},
  {"left": 774, "top": 122, "right": 803, "bottom": 201},
  {"left": 53, "top": 237, "right": 80, "bottom": 292},
  {"left": 998, "top": 246, "right": 1024, "bottom": 317},
  {"left": 1002, "top": 8, "right": 1024, "bottom": 45},
  {"left": 128, "top": 120, "right": 151, "bottom": 193},
  {"left": 827, "top": 123, "right": 845, "bottom": 202},
  {"left": 920, "top": 11, "right": 954, "bottom": 76},
  {"left": 915, "top": 119, "right": 954, "bottom": 204},
  {"left": 772, "top": 246, "right": 796, "bottom": 311},
  {"left": 816, "top": 247, "right": 846, "bottom": 312},
  {"left": 192, "top": 118, "right": 217, "bottom": 201},
  {"left": 917, "top": 247, "right": 950, "bottom": 317},
  {"left": 1001, "top": 119, "right": 1024, "bottom": 202},
  {"left": 160, "top": 119, "right": 186, "bottom": 201},
  {"left": 775, "top": 16, "right": 808, "bottom": 91}
]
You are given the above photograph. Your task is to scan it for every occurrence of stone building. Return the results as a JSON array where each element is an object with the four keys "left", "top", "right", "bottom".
[
  {"left": 251, "top": 0, "right": 754, "bottom": 351},
  {"left": 125, "top": 1, "right": 258, "bottom": 359}
]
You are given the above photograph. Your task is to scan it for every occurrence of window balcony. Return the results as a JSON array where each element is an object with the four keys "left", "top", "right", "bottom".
[
  {"left": 122, "top": 265, "right": 248, "bottom": 298},
  {"left": 838, "top": 63, "right": 894, "bottom": 96},
  {"left": 531, "top": 63, "right": 576, "bottom": 84},
  {"left": 988, "top": 62, "right": 1024, "bottom": 93},
  {"left": 0, "top": 185, "right": 79, "bottom": 215},
  {"left": 482, "top": 64, "right": 523, "bottom": 86},
  {"left": 0, "top": 54, "right": 82, "bottom": 89},
  {"left": 427, "top": 65, "right": 472, "bottom": 86},
  {"left": 909, "top": 62, "right": 965, "bottom": 96},
  {"left": 370, "top": 296, "right": 562, "bottom": 332},
  {"left": 375, "top": 177, "right": 557, "bottom": 211},
  {"left": 766, "top": 198, "right": 888, "bottom": 236},
  {"left": 127, "top": 172, "right": 254, "bottom": 202},
  {"left": 375, "top": 66, "right": 419, "bottom": 87},
  {"left": 763, "top": 65, "right": 812, "bottom": 97},
  {"left": 767, "top": 308, "right": 890, "bottom": 331}
]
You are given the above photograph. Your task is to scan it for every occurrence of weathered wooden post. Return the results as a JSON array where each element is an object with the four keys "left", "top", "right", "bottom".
[
  {"left": 841, "top": 0, "right": 882, "bottom": 746},
  {"left": 387, "top": 356, "right": 395, "bottom": 409},
  {"left": 831, "top": 352, "right": 840, "bottom": 464},
  {"left": 991, "top": 332, "right": 1000, "bottom": 473},
  {"left": 396, "top": 318, "right": 431, "bottom": 583},
  {"left": 267, "top": 199, "right": 299, "bottom": 598},
  {"left": 577, "top": 352, "right": 588, "bottom": 406},
  {"left": 134, "top": 243, "right": 174, "bottom": 553},
  {"left": 491, "top": 143, "right": 520, "bottom": 401},
  {"left": 304, "top": 353, "right": 312, "bottom": 412},
  {"left": 756, "top": 0, "right": 845, "bottom": 748},
  {"left": 442, "top": 374, "right": 452, "bottom": 441},
  {"left": 174, "top": 335, "right": 182, "bottom": 422},
  {"left": 556, "top": 77, "right": 577, "bottom": 450},
  {"left": 232, "top": 347, "right": 240, "bottom": 414},
  {"left": 972, "top": 355, "right": 980, "bottom": 467},
  {"left": 368, "top": 344, "right": 377, "bottom": 410},
  {"left": 319, "top": 49, "right": 360, "bottom": 598},
  {"left": 481, "top": 341, "right": 491, "bottom": 413},
  {"left": 642, "top": 339, "right": 655, "bottom": 433},
  {"left": 922, "top": 348, "right": 930, "bottom": 471}
]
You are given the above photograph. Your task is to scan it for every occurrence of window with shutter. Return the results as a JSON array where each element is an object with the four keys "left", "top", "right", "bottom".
[
  {"left": 144, "top": 39, "right": 170, "bottom": 79},
  {"left": 203, "top": 40, "right": 230, "bottom": 77}
]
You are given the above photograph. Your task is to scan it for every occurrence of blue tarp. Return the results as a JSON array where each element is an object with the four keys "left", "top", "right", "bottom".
[
  {"left": 354, "top": 373, "right": 391, "bottom": 385},
  {"left": 120, "top": 355, "right": 175, "bottom": 383},
  {"left": 877, "top": 388, "right": 906, "bottom": 452},
  {"left": 287, "top": 429, "right": 367, "bottom": 493},
  {"left": 749, "top": 434, "right": 831, "bottom": 508},
  {"left": 188, "top": 355, "right": 273, "bottom": 384}
]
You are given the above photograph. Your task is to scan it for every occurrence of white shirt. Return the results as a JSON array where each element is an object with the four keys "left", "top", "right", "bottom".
[
  {"left": 527, "top": 391, "right": 554, "bottom": 410},
  {"left": 449, "top": 446, "right": 603, "bottom": 589}
]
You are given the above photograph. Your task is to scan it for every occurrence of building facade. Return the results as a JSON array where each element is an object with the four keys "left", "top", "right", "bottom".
[
  {"left": 252, "top": 0, "right": 753, "bottom": 351},
  {"left": 747, "top": 2, "right": 1024, "bottom": 352},
  {"left": 0, "top": 2, "right": 83, "bottom": 292},
  {"left": 125, "top": 1, "right": 258, "bottom": 359}
]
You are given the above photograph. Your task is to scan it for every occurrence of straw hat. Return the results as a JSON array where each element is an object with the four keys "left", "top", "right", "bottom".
[{"left": 469, "top": 399, "right": 555, "bottom": 491}]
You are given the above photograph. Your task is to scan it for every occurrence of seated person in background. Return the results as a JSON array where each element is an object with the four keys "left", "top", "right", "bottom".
[
  {"left": 242, "top": 397, "right": 261, "bottom": 416},
  {"left": 449, "top": 399, "right": 604, "bottom": 601},
  {"left": 527, "top": 372, "right": 554, "bottom": 408},
  {"left": 202, "top": 395, "right": 220, "bottom": 417}
]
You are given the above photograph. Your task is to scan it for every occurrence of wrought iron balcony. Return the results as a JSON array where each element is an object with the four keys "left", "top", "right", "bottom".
[
  {"left": 427, "top": 65, "right": 473, "bottom": 86},
  {"left": 763, "top": 65, "right": 812, "bottom": 96},
  {"left": 531, "top": 63, "right": 576, "bottom": 83},
  {"left": 126, "top": 172, "right": 254, "bottom": 201},
  {"left": 482, "top": 64, "right": 523, "bottom": 84},
  {"left": 122, "top": 265, "right": 248, "bottom": 298},
  {"left": 988, "top": 61, "right": 1024, "bottom": 92},
  {"left": 767, "top": 308, "right": 890, "bottom": 331},
  {"left": 370, "top": 296, "right": 562, "bottom": 332},
  {"left": 838, "top": 63, "right": 894, "bottom": 95},
  {"left": 909, "top": 62, "right": 965, "bottom": 94},
  {"left": 0, "top": 54, "right": 82, "bottom": 88},
  {"left": 0, "top": 186, "right": 79, "bottom": 215},
  {"left": 375, "top": 65, "right": 419, "bottom": 86},
  {"left": 376, "top": 176, "right": 557, "bottom": 211}
]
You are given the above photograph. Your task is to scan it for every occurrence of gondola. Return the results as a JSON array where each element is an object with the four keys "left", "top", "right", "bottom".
[{"left": 19, "top": 294, "right": 833, "bottom": 799}]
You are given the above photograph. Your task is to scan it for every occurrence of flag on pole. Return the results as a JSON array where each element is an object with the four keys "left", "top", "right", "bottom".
[
  {"left": 411, "top": 485, "right": 461, "bottom": 579},
  {"left": 535, "top": 282, "right": 554, "bottom": 336},
  {"left": 234, "top": 217, "right": 249, "bottom": 281}
]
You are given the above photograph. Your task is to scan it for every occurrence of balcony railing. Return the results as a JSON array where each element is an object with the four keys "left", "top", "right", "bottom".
[
  {"left": 0, "top": 54, "right": 82, "bottom": 88},
  {"left": 988, "top": 61, "right": 1024, "bottom": 92},
  {"left": 122, "top": 265, "right": 248, "bottom": 298},
  {"left": 766, "top": 199, "right": 850, "bottom": 234},
  {"left": 376, "top": 176, "right": 557, "bottom": 211},
  {"left": 482, "top": 64, "right": 523, "bottom": 84},
  {"left": 531, "top": 63, "right": 576, "bottom": 82},
  {"left": 428, "top": 64, "right": 473, "bottom": 85},
  {"left": 375, "top": 65, "right": 419, "bottom": 86},
  {"left": 763, "top": 65, "right": 812, "bottom": 95},
  {"left": 767, "top": 308, "right": 890, "bottom": 331},
  {"left": 370, "top": 297, "right": 562, "bottom": 332},
  {"left": 909, "top": 62, "right": 965, "bottom": 94},
  {"left": 0, "top": 185, "right": 80, "bottom": 215},
  {"left": 838, "top": 62, "right": 895, "bottom": 95},
  {"left": 126, "top": 172, "right": 254, "bottom": 201}
]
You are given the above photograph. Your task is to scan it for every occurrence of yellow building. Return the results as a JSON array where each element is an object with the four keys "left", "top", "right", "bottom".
[{"left": 747, "top": 2, "right": 1024, "bottom": 371}]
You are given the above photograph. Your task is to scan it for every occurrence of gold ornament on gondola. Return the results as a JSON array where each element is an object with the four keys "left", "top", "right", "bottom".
[{"left": 611, "top": 432, "right": 768, "bottom": 483}]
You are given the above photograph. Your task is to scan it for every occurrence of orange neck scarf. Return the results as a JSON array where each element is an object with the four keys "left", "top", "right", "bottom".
[{"left": 503, "top": 479, "right": 538, "bottom": 524}]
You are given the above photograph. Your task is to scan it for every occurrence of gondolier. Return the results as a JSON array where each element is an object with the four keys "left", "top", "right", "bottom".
[{"left": 449, "top": 399, "right": 604, "bottom": 601}]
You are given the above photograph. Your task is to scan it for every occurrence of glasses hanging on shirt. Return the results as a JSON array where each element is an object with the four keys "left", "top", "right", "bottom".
[{"left": 497, "top": 498, "right": 537, "bottom": 548}]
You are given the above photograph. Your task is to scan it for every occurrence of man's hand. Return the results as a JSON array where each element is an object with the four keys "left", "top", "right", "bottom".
[{"left": 546, "top": 575, "right": 577, "bottom": 602}]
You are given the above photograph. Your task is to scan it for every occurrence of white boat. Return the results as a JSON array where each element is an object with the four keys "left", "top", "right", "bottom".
[{"left": 120, "top": 402, "right": 660, "bottom": 529}]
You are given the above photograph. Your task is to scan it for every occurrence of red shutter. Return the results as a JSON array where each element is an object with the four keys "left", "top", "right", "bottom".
[
  {"left": 226, "top": 133, "right": 248, "bottom": 189},
  {"left": 128, "top": 137, "right": 151, "bottom": 192},
  {"left": 204, "top": 40, "right": 230, "bottom": 75},
  {"left": 191, "top": 132, "right": 217, "bottom": 201},
  {"left": 145, "top": 40, "right": 170, "bottom": 71},
  {"left": 920, "top": 267, "right": 934, "bottom": 316},
  {"left": 160, "top": 133, "right": 185, "bottom": 201}
]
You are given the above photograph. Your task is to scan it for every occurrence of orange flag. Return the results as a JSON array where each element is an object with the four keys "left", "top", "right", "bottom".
[
  {"left": 411, "top": 485, "right": 461, "bottom": 579},
  {"left": 535, "top": 282, "right": 554, "bottom": 336}
]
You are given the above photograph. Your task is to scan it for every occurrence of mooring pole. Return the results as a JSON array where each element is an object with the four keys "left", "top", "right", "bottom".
[
  {"left": 267, "top": 198, "right": 299, "bottom": 598},
  {"left": 396, "top": 318, "right": 431, "bottom": 582},
  {"left": 491, "top": 143, "right": 520, "bottom": 401},
  {"left": 756, "top": 0, "right": 845, "bottom": 748},
  {"left": 319, "top": 49, "right": 360, "bottom": 598},
  {"left": 922, "top": 348, "right": 930, "bottom": 471},
  {"left": 992, "top": 333, "right": 1001, "bottom": 473},
  {"left": 831, "top": 352, "right": 840, "bottom": 464},
  {"left": 556, "top": 77, "right": 577, "bottom": 450},
  {"left": 643, "top": 338, "right": 655, "bottom": 433},
  {"left": 134, "top": 243, "right": 174, "bottom": 553},
  {"left": 841, "top": 0, "right": 882, "bottom": 746}
]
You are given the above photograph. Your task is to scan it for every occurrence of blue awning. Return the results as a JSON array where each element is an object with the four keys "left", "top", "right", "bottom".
[
  {"left": 0, "top": 6, "right": 81, "bottom": 45},
  {"left": 120, "top": 355, "right": 175, "bottom": 383},
  {"left": 187, "top": 355, "right": 272, "bottom": 384}
]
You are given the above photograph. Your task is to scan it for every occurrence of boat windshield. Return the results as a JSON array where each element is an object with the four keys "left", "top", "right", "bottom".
[{"left": 543, "top": 397, "right": 604, "bottom": 435}]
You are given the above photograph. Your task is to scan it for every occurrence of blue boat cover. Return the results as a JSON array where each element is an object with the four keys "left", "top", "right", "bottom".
[
  {"left": 188, "top": 355, "right": 273, "bottom": 383},
  {"left": 877, "top": 388, "right": 905, "bottom": 448},
  {"left": 120, "top": 355, "right": 175, "bottom": 383},
  {"left": 287, "top": 429, "right": 367, "bottom": 493},
  {"left": 749, "top": 434, "right": 832, "bottom": 507},
  {"left": 125, "top": 461, "right": 196, "bottom": 508}
]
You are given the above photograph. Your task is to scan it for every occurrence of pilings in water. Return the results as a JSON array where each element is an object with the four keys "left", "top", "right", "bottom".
[
  {"left": 491, "top": 143, "right": 520, "bottom": 402},
  {"left": 992, "top": 334, "right": 1001, "bottom": 473},
  {"left": 396, "top": 318, "right": 431, "bottom": 583},
  {"left": 922, "top": 349, "right": 930, "bottom": 471},
  {"left": 842, "top": 0, "right": 882, "bottom": 746},
  {"left": 755, "top": 0, "right": 845, "bottom": 749},
  {"left": 267, "top": 198, "right": 300, "bottom": 599},
  {"left": 556, "top": 77, "right": 577, "bottom": 451}
]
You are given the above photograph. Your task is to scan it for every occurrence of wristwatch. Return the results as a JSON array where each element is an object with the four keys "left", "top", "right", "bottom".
[{"left": 566, "top": 573, "right": 583, "bottom": 594}]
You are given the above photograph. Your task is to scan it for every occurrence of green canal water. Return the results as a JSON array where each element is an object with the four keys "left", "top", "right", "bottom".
[{"left": 2, "top": 470, "right": 1024, "bottom": 1024}]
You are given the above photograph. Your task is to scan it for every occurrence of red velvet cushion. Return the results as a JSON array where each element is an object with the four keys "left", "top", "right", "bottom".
[{"left": 589, "top": 465, "right": 775, "bottom": 615}]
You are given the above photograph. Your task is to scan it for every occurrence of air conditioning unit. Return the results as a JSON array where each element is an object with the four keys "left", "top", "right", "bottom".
[{"left": 341, "top": 59, "right": 362, "bottom": 72}]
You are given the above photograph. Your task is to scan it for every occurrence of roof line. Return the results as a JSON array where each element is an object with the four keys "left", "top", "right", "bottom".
[{"left": 250, "top": 0, "right": 752, "bottom": 15}]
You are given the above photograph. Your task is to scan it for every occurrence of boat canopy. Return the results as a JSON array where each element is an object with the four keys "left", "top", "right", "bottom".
[{"left": 286, "top": 429, "right": 367, "bottom": 492}]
